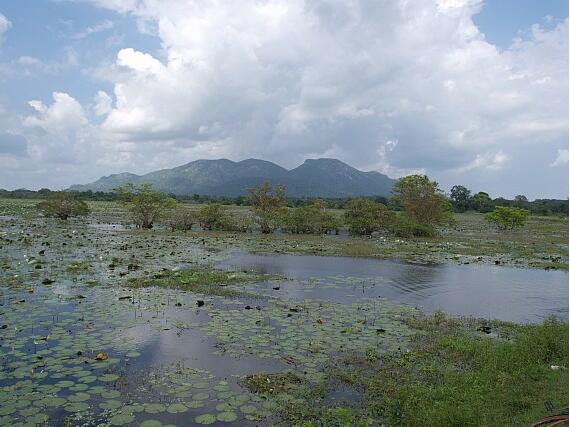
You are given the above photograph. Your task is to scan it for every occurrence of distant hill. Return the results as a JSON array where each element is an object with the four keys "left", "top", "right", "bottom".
[{"left": 69, "top": 158, "right": 395, "bottom": 197}]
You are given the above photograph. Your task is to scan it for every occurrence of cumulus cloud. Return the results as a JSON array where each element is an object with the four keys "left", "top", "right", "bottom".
[
  {"left": 83, "top": 1, "right": 568, "bottom": 179},
  {"left": 93, "top": 90, "right": 113, "bottom": 116},
  {"left": 0, "top": 0, "right": 567, "bottom": 197}
]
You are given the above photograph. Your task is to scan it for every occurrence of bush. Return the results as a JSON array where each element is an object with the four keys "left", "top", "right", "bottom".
[
  {"left": 388, "top": 214, "right": 438, "bottom": 237},
  {"left": 344, "top": 198, "right": 392, "bottom": 235},
  {"left": 248, "top": 182, "right": 286, "bottom": 233},
  {"left": 166, "top": 208, "right": 195, "bottom": 231},
  {"left": 283, "top": 200, "right": 339, "bottom": 234},
  {"left": 116, "top": 183, "right": 176, "bottom": 229},
  {"left": 37, "top": 192, "right": 90, "bottom": 220},
  {"left": 485, "top": 206, "right": 530, "bottom": 231},
  {"left": 197, "top": 203, "right": 234, "bottom": 231}
]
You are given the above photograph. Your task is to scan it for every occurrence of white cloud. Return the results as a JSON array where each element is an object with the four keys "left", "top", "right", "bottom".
[
  {"left": 0, "top": 1, "right": 567, "bottom": 197},
  {"left": 93, "top": 90, "right": 113, "bottom": 116},
  {"left": 0, "top": 13, "right": 11, "bottom": 44},
  {"left": 72, "top": 19, "right": 114, "bottom": 39},
  {"left": 550, "top": 149, "right": 569, "bottom": 167}
]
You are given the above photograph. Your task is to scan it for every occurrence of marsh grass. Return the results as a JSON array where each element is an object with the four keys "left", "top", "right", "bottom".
[
  {"left": 126, "top": 266, "right": 270, "bottom": 297},
  {"left": 341, "top": 240, "right": 376, "bottom": 257},
  {"left": 278, "top": 314, "right": 569, "bottom": 427}
]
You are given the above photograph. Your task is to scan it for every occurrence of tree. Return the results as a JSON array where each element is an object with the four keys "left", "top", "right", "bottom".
[
  {"left": 485, "top": 206, "right": 530, "bottom": 231},
  {"left": 344, "top": 198, "right": 392, "bottom": 235},
  {"left": 116, "top": 183, "right": 176, "bottom": 229},
  {"left": 37, "top": 192, "right": 90, "bottom": 220},
  {"left": 247, "top": 182, "right": 286, "bottom": 233},
  {"left": 391, "top": 175, "right": 454, "bottom": 227},
  {"left": 283, "top": 199, "right": 339, "bottom": 234},
  {"left": 470, "top": 192, "right": 494, "bottom": 213},
  {"left": 450, "top": 185, "right": 471, "bottom": 213},
  {"left": 514, "top": 194, "right": 529, "bottom": 208}
]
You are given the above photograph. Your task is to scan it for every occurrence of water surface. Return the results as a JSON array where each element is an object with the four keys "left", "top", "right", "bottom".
[{"left": 218, "top": 253, "right": 569, "bottom": 323}]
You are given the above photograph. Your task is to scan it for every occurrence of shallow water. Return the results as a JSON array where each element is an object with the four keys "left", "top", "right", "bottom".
[
  {"left": 1, "top": 215, "right": 567, "bottom": 426},
  {"left": 217, "top": 253, "right": 569, "bottom": 323}
]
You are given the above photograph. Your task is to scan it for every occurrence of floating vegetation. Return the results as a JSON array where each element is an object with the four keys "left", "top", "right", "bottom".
[
  {"left": 126, "top": 266, "right": 276, "bottom": 297},
  {"left": 0, "top": 201, "right": 567, "bottom": 426}
]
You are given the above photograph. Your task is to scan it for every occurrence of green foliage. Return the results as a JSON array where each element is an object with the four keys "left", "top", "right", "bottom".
[
  {"left": 283, "top": 315, "right": 568, "bottom": 426},
  {"left": 127, "top": 267, "right": 265, "bottom": 297},
  {"left": 197, "top": 203, "right": 234, "bottom": 231},
  {"left": 391, "top": 175, "right": 454, "bottom": 227},
  {"left": 470, "top": 191, "right": 494, "bottom": 213},
  {"left": 247, "top": 182, "right": 287, "bottom": 233},
  {"left": 450, "top": 185, "right": 471, "bottom": 212},
  {"left": 344, "top": 198, "right": 392, "bottom": 235},
  {"left": 36, "top": 192, "right": 90, "bottom": 220},
  {"left": 282, "top": 200, "right": 339, "bottom": 234},
  {"left": 485, "top": 206, "right": 530, "bottom": 231},
  {"left": 116, "top": 183, "right": 176, "bottom": 229},
  {"left": 166, "top": 207, "right": 195, "bottom": 231},
  {"left": 388, "top": 214, "right": 438, "bottom": 238}
]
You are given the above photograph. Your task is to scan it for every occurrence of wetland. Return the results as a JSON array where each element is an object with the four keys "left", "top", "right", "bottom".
[{"left": 0, "top": 199, "right": 568, "bottom": 426}]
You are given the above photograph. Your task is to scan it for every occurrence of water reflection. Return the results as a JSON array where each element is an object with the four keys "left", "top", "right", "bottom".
[{"left": 218, "top": 254, "right": 568, "bottom": 323}]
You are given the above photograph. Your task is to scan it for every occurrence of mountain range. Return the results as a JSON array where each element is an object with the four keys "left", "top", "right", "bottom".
[{"left": 69, "top": 158, "right": 395, "bottom": 197}]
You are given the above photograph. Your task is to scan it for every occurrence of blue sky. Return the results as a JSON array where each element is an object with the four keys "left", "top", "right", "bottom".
[{"left": 0, "top": 0, "right": 568, "bottom": 198}]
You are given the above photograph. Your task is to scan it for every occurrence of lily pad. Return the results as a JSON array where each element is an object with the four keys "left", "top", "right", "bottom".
[
  {"left": 109, "top": 412, "right": 135, "bottom": 426},
  {"left": 217, "top": 411, "right": 238, "bottom": 422},
  {"left": 166, "top": 403, "right": 188, "bottom": 414},
  {"left": 194, "top": 414, "right": 216, "bottom": 425}
]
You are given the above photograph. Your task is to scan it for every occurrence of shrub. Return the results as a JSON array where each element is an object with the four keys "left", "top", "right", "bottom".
[
  {"left": 388, "top": 214, "right": 438, "bottom": 237},
  {"left": 116, "top": 183, "right": 176, "bottom": 229},
  {"left": 344, "top": 198, "right": 392, "bottom": 235},
  {"left": 485, "top": 206, "right": 530, "bottom": 231},
  {"left": 283, "top": 200, "right": 340, "bottom": 234},
  {"left": 37, "top": 192, "right": 90, "bottom": 220},
  {"left": 166, "top": 208, "right": 195, "bottom": 231},
  {"left": 248, "top": 182, "right": 287, "bottom": 233},
  {"left": 197, "top": 203, "right": 234, "bottom": 231}
]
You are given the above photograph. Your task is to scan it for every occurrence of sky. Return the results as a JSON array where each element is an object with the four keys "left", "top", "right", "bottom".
[{"left": 0, "top": 0, "right": 567, "bottom": 199}]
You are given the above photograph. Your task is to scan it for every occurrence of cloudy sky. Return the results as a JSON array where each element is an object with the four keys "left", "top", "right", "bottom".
[{"left": 0, "top": 0, "right": 567, "bottom": 199}]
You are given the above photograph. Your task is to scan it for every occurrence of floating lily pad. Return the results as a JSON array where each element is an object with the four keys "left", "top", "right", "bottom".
[
  {"left": 217, "top": 411, "right": 238, "bottom": 422},
  {"left": 144, "top": 403, "right": 166, "bottom": 414},
  {"left": 64, "top": 402, "right": 90, "bottom": 412},
  {"left": 109, "top": 412, "right": 135, "bottom": 426},
  {"left": 166, "top": 403, "right": 188, "bottom": 414},
  {"left": 99, "top": 374, "right": 120, "bottom": 382},
  {"left": 101, "top": 390, "right": 121, "bottom": 399},
  {"left": 67, "top": 392, "right": 90, "bottom": 402},
  {"left": 194, "top": 414, "right": 216, "bottom": 425}
]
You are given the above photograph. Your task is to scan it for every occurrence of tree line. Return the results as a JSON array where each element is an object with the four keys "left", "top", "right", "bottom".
[
  {"left": 2, "top": 185, "right": 566, "bottom": 216},
  {"left": 34, "top": 175, "right": 537, "bottom": 235}
]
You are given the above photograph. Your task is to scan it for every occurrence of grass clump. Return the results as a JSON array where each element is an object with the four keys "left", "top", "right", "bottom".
[
  {"left": 126, "top": 267, "right": 267, "bottom": 297},
  {"left": 241, "top": 372, "right": 303, "bottom": 395},
  {"left": 279, "top": 314, "right": 568, "bottom": 427}
]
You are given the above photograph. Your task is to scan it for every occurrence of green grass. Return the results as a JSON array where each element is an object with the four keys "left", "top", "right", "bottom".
[
  {"left": 276, "top": 314, "right": 569, "bottom": 427},
  {"left": 126, "top": 266, "right": 270, "bottom": 296}
]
